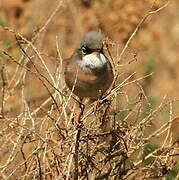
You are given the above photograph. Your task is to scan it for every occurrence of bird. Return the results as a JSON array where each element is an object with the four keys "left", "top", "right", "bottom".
[{"left": 63, "top": 31, "right": 114, "bottom": 101}]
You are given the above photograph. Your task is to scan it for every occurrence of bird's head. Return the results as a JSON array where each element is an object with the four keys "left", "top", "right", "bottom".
[{"left": 75, "top": 31, "right": 107, "bottom": 70}]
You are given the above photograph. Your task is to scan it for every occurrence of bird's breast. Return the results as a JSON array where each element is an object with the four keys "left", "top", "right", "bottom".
[{"left": 64, "top": 55, "right": 113, "bottom": 98}]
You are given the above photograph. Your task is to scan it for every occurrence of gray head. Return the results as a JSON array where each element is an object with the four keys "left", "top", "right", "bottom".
[
  {"left": 77, "top": 31, "right": 103, "bottom": 54},
  {"left": 75, "top": 31, "right": 107, "bottom": 70}
]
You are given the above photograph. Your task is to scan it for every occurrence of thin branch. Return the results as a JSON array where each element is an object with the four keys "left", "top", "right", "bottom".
[
  {"left": 117, "top": 1, "right": 169, "bottom": 64},
  {"left": 0, "top": 65, "right": 5, "bottom": 118}
]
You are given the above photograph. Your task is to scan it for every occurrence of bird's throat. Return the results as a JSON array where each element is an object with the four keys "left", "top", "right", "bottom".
[{"left": 78, "top": 53, "right": 107, "bottom": 70}]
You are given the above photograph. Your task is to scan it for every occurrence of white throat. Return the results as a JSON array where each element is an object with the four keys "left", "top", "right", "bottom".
[{"left": 78, "top": 53, "right": 107, "bottom": 70}]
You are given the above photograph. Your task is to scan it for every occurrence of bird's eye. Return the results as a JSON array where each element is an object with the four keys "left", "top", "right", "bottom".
[{"left": 81, "top": 47, "right": 88, "bottom": 55}]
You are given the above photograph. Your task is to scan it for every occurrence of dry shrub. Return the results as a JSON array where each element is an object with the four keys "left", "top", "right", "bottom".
[{"left": 0, "top": 0, "right": 179, "bottom": 179}]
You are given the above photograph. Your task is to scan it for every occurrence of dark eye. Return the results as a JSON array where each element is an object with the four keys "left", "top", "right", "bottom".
[{"left": 81, "top": 47, "right": 88, "bottom": 55}]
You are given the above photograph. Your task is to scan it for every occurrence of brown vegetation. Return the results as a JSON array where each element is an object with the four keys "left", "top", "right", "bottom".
[{"left": 0, "top": 0, "right": 179, "bottom": 179}]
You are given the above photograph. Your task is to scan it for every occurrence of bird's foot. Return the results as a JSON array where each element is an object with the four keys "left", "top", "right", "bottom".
[
  {"left": 73, "top": 115, "right": 83, "bottom": 128},
  {"left": 91, "top": 99, "right": 101, "bottom": 114}
]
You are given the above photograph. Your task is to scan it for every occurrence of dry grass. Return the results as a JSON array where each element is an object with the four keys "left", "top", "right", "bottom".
[{"left": 0, "top": 0, "right": 179, "bottom": 179}]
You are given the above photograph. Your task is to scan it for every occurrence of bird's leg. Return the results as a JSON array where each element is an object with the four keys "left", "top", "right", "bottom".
[
  {"left": 73, "top": 98, "right": 85, "bottom": 127},
  {"left": 91, "top": 99, "right": 100, "bottom": 115}
]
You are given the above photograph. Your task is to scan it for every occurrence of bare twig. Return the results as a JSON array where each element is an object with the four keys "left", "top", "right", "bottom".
[
  {"left": 117, "top": 1, "right": 169, "bottom": 64},
  {"left": 0, "top": 65, "right": 5, "bottom": 118},
  {"left": 73, "top": 128, "right": 81, "bottom": 180}
]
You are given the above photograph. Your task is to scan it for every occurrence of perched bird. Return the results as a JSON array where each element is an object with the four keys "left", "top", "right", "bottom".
[{"left": 64, "top": 31, "right": 114, "bottom": 100}]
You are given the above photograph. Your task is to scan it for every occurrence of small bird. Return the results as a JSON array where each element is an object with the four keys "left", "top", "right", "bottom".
[{"left": 64, "top": 31, "right": 114, "bottom": 100}]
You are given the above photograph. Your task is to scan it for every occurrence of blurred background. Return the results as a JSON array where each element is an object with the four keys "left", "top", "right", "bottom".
[
  {"left": 1, "top": 0, "right": 179, "bottom": 98},
  {"left": 0, "top": 0, "right": 179, "bottom": 178},
  {"left": 0, "top": 0, "right": 179, "bottom": 119}
]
